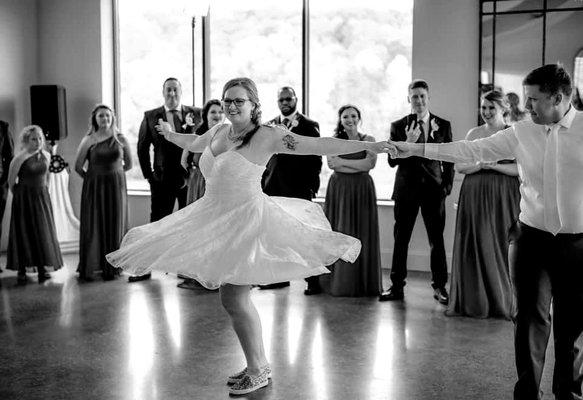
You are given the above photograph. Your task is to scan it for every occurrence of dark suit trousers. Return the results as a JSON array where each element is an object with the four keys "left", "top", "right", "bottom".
[
  {"left": 512, "top": 223, "right": 583, "bottom": 400},
  {"left": 0, "top": 182, "right": 7, "bottom": 241},
  {"left": 390, "top": 189, "right": 448, "bottom": 289},
  {"left": 150, "top": 180, "right": 187, "bottom": 222}
]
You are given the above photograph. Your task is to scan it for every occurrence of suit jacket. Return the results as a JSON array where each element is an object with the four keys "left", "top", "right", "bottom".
[
  {"left": 137, "top": 105, "right": 201, "bottom": 188},
  {"left": 0, "top": 120, "right": 14, "bottom": 185},
  {"left": 388, "top": 113, "right": 454, "bottom": 200},
  {"left": 262, "top": 113, "right": 322, "bottom": 200}
]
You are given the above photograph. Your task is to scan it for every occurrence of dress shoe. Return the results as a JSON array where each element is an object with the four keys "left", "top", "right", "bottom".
[
  {"left": 177, "top": 279, "right": 205, "bottom": 290},
  {"left": 38, "top": 272, "right": 52, "bottom": 283},
  {"left": 378, "top": 286, "right": 404, "bottom": 301},
  {"left": 259, "top": 282, "right": 290, "bottom": 290},
  {"left": 433, "top": 287, "right": 449, "bottom": 305},
  {"left": 17, "top": 274, "right": 28, "bottom": 286},
  {"left": 128, "top": 273, "right": 151, "bottom": 283},
  {"left": 304, "top": 286, "right": 322, "bottom": 296}
]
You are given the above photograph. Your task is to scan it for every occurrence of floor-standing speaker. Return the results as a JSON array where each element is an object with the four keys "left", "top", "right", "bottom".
[{"left": 30, "top": 85, "right": 68, "bottom": 141}]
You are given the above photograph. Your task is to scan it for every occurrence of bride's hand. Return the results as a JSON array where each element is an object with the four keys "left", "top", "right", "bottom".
[
  {"left": 369, "top": 141, "right": 398, "bottom": 157},
  {"left": 155, "top": 119, "right": 173, "bottom": 138}
]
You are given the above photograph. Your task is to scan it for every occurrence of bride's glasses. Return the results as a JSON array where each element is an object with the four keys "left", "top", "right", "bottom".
[{"left": 223, "top": 98, "right": 250, "bottom": 108}]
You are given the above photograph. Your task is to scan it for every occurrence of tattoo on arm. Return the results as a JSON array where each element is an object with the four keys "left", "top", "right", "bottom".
[{"left": 282, "top": 134, "right": 298, "bottom": 151}]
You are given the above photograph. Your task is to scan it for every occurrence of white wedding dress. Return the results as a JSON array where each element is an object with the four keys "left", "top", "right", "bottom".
[{"left": 106, "top": 139, "right": 361, "bottom": 289}]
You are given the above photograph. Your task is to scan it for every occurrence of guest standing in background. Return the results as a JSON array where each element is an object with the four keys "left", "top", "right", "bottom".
[
  {"left": 320, "top": 105, "right": 381, "bottom": 297},
  {"left": 260, "top": 86, "right": 323, "bottom": 295},
  {"left": 447, "top": 91, "right": 520, "bottom": 319},
  {"left": 181, "top": 99, "right": 224, "bottom": 205},
  {"left": 75, "top": 105, "right": 132, "bottom": 281},
  {"left": 379, "top": 79, "right": 454, "bottom": 304},
  {"left": 0, "top": 120, "right": 14, "bottom": 273},
  {"left": 505, "top": 92, "right": 529, "bottom": 123},
  {"left": 177, "top": 99, "right": 224, "bottom": 290},
  {"left": 134, "top": 77, "right": 202, "bottom": 282},
  {"left": 6, "top": 125, "right": 62, "bottom": 285}
]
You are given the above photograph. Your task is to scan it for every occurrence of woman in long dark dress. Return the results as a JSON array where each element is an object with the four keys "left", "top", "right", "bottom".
[
  {"left": 447, "top": 90, "right": 520, "bottom": 319},
  {"left": 74, "top": 104, "right": 132, "bottom": 281},
  {"left": 320, "top": 105, "right": 382, "bottom": 297},
  {"left": 7, "top": 125, "right": 63, "bottom": 284}
]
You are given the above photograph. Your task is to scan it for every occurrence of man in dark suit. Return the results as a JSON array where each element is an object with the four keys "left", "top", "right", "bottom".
[
  {"left": 132, "top": 77, "right": 201, "bottom": 282},
  {"left": 0, "top": 120, "right": 14, "bottom": 273},
  {"left": 260, "top": 86, "right": 323, "bottom": 295},
  {"left": 379, "top": 79, "right": 454, "bottom": 304}
]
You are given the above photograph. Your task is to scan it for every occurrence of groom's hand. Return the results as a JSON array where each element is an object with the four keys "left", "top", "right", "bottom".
[
  {"left": 155, "top": 119, "right": 173, "bottom": 138},
  {"left": 388, "top": 140, "right": 418, "bottom": 159}
]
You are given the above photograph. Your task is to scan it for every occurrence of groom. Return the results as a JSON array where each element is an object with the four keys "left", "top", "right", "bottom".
[{"left": 133, "top": 77, "right": 201, "bottom": 282}]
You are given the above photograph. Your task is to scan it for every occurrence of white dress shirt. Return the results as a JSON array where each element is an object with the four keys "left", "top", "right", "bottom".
[
  {"left": 164, "top": 104, "right": 182, "bottom": 131},
  {"left": 425, "top": 106, "right": 583, "bottom": 235},
  {"left": 279, "top": 110, "right": 298, "bottom": 128}
]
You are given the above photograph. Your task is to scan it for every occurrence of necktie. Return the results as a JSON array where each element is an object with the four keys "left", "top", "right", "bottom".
[
  {"left": 170, "top": 110, "right": 183, "bottom": 133},
  {"left": 417, "top": 120, "right": 426, "bottom": 143},
  {"left": 543, "top": 125, "right": 561, "bottom": 234},
  {"left": 282, "top": 117, "right": 290, "bottom": 129}
]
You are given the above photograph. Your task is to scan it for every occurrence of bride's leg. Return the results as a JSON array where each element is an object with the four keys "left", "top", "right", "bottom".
[{"left": 220, "top": 284, "right": 268, "bottom": 375}]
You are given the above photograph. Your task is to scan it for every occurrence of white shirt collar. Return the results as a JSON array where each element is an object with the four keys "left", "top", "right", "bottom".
[
  {"left": 164, "top": 104, "right": 182, "bottom": 113},
  {"left": 416, "top": 112, "right": 430, "bottom": 126},
  {"left": 545, "top": 106, "right": 576, "bottom": 132}
]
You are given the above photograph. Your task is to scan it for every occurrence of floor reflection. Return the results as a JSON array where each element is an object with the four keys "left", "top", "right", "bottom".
[
  {"left": 0, "top": 266, "right": 549, "bottom": 400},
  {"left": 160, "top": 282, "right": 182, "bottom": 352},
  {"left": 127, "top": 287, "right": 155, "bottom": 400}
]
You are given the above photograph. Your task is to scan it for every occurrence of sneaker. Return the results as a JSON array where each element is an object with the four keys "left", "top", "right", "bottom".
[
  {"left": 227, "top": 365, "right": 271, "bottom": 385},
  {"left": 228, "top": 369, "right": 269, "bottom": 395}
]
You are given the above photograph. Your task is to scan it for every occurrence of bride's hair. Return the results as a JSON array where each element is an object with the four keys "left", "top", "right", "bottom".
[{"left": 222, "top": 77, "right": 262, "bottom": 147}]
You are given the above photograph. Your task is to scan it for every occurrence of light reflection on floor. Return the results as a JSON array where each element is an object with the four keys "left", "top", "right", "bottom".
[{"left": 0, "top": 257, "right": 555, "bottom": 400}]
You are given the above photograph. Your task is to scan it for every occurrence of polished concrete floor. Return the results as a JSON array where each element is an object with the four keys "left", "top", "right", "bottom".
[{"left": 0, "top": 255, "right": 554, "bottom": 400}]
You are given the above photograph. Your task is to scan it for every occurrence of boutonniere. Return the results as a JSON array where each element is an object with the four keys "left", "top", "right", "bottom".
[
  {"left": 289, "top": 117, "right": 299, "bottom": 128},
  {"left": 430, "top": 118, "right": 439, "bottom": 132},
  {"left": 429, "top": 118, "right": 439, "bottom": 139},
  {"left": 182, "top": 112, "right": 196, "bottom": 130}
]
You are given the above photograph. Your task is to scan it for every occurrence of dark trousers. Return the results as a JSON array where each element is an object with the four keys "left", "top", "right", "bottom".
[
  {"left": 390, "top": 190, "right": 448, "bottom": 289},
  {"left": 512, "top": 222, "right": 583, "bottom": 400},
  {"left": 0, "top": 182, "right": 7, "bottom": 243},
  {"left": 149, "top": 180, "right": 187, "bottom": 223}
]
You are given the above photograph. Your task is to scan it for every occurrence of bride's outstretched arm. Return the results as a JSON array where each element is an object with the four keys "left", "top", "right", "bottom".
[
  {"left": 269, "top": 126, "right": 395, "bottom": 156},
  {"left": 155, "top": 119, "right": 214, "bottom": 153}
]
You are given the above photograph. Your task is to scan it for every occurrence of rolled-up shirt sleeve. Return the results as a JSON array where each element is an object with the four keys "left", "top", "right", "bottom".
[{"left": 424, "top": 126, "right": 518, "bottom": 164}]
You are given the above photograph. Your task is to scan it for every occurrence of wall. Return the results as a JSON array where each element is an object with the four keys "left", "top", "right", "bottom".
[
  {"left": 36, "top": 0, "right": 105, "bottom": 216},
  {"left": 0, "top": 0, "right": 39, "bottom": 250}
]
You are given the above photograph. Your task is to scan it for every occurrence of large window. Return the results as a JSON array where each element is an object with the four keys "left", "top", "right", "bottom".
[
  {"left": 117, "top": 1, "right": 413, "bottom": 198},
  {"left": 480, "top": 0, "right": 583, "bottom": 116},
  {"left": 117, "top": 0, "right": 197, "bottom": 190},
  {"left": 310, "top": 1, "right": 412, "bottom": 198}
]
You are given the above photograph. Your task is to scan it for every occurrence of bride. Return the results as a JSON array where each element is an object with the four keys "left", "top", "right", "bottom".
[{"left": 107, "top": 77, "right": 394, "bottom": 395}]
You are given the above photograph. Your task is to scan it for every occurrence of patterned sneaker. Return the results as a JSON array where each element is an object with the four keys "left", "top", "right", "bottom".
[
  {"left": 227, "top": 365, "right": 271, "bottom": 385},
  {"left": 228, "top": 369, "right": 269, "bottom": 395}
]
